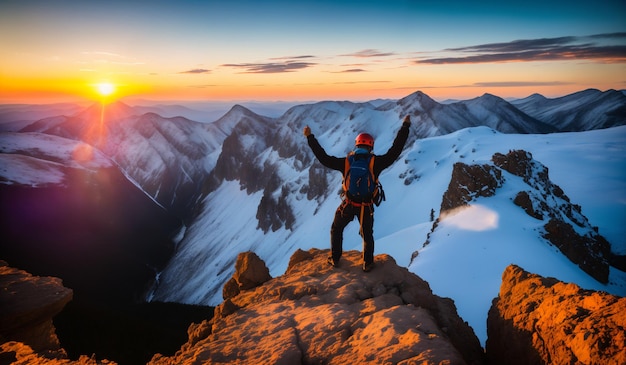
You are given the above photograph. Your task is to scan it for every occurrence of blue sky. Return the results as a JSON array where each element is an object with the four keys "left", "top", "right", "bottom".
[{"left": 1, "top": 0, "right": 625, "bottom": 102}]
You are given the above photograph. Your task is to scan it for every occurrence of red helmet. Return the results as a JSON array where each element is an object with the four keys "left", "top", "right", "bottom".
[{"left": 355, "top": 133, "right": 374, "bottom": 148}]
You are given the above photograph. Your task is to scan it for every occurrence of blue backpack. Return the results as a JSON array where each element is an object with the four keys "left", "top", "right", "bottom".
[{"left": 342, "top": 152, "right": 385, "bottom": 205}]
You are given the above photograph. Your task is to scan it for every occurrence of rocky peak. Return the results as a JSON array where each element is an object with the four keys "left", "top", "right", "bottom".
[
  {"left": 493, "top": 150, "right": 611, "bottom": 283},
  {"left": 487, "top": 264, "right": 626, "bottom": 365},
  {"left": 440, "top": 162, "right": 503, "bottom": 212},
  {"left": 430, "top": 149, "right": 611, "bottom": 283},
  {"left": 150, "top": 249, "right": 485, "bottom": 365},
  {"left": 396, "top": 90, "right": 440, "bottom": 114}
]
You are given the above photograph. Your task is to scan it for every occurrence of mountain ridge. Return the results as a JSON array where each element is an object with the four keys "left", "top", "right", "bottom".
[
  {"left": 1, "top": 89, "right": 625, "bottom": 348},
  {"left": 510, "top": 88, "right": 626, "bottom": 131}
]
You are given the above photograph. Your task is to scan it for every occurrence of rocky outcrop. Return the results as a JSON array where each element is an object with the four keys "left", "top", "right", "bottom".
[
  {"left": 440, "top": 162, "right": 503, "bottom": 212},
  {"left": 492, "top": 150, "right": 611, "bottom": 283},
  {"left": 150, "top": 249, "right": 485, "bottom": 365},
  {"left": 0, "top": 261, "right": 72, "bottom": 354},
  {"left": 486, "top": 264, "right": 626, "bottom": 365},
  {"left": 426, "top": 150, "right": 611, "bottom": 283},
  {"left": 0, "top": 261, "right": 117, "bottom": 364}
]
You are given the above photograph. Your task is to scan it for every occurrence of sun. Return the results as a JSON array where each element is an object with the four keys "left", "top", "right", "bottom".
[{"left": 96, "top": 82, "right": 116, "bottom": 97}]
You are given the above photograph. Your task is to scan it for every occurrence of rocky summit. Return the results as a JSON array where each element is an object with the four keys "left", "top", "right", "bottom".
[
  {"left": 2, "top": 254, "right": 625, "bottom": 364},
  {"left": 149, "top": 249, "right": 485, "bottom": 365},
  {"left": 487, "top": 265, "right": 626, "bottom": 365}
]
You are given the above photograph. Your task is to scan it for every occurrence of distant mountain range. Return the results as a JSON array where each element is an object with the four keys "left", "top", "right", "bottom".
[{"left": 1, "top": 88, "right": 625, "bottom": 346}]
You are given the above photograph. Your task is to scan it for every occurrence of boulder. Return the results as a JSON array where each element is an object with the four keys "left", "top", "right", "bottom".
[
  {"left": 486, "top": 264, "right": 626, "bottom": 365},
  {"left": 223, "top": 251, "right": 272, "bottom": 300}
]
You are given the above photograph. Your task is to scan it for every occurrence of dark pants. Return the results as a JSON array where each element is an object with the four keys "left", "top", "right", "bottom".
[{"left": 330, "top": 201, "right": 374, "bottom": 265}]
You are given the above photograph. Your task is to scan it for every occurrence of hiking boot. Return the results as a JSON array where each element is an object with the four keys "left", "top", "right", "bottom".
[
  {"left": 327, "top": 256, "right": 339, "bottom": 268},
  {"left": 362, "top": 261, "right": 375, "bottom": 272}
]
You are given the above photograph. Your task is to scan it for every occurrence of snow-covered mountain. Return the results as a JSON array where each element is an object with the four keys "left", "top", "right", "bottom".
[
  {"left": 510, "top": 88, "right": 626, "bottom": 131},
  {"left": 0, "top": 132, "right": 114, "bottom": 184},
  {"left": 16, "top": 101, "right": 237, "bottom": 218},
  {"left": 1, "top": 89, "right": 625, "bottom": 346},
  {"left": 381, "top": 91, "right": 557, "bottom": 136}
]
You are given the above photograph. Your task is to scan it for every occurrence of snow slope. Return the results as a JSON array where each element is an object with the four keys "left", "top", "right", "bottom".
[{"left": 0, "top": 132, "right": 113, "bottom": 186}]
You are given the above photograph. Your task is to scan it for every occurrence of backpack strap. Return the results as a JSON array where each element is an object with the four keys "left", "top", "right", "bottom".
[
  {"left": 342, "top": 152, "right": 354, "bottom": 192},
  {"left": 368, "top": 155, "right": 376, "bottom": 183}
]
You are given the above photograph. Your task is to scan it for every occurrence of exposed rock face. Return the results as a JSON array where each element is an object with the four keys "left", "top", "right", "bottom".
[
  {"left": 150, "top": 249, "right": 485, "bottom": 365},
  {"left": 486, "top": 265, "right": 626, "bottom": 365},
  {"left": 440, "top": 162, "right": 503, "bottom": 212},
  {"left": 0, "top": 261, "right": 72, "bottom": 353},
  {"left": 426, "top": 150, "right": 611, "bottom": 283},
  {"left": 0, "top": 262, "right": 117, "bottom": 364},
  {"left": 492, "top": 150, "right": 611, "bottom": 283}
]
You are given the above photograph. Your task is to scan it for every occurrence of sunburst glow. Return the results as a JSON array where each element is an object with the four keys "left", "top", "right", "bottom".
[{"left": 96, "top": 82, "right": 115, "bottom": 97}]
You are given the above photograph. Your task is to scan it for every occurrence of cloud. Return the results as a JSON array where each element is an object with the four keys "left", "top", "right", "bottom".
[
  {"left": 188, "top": 84, "right": 218, "bottom": 88},
  {"left": 269, "top": 55, "right": 316, "bottom": 60},
  {"left": 412, "top": 81, "right": 572, "bottom": 90},
  {"left": 79, "top": 51, "right": 144, "bottom": 66},
  {"left": 333, "top": 80, "right": 390, "bottom": 84},
  {"left": 341, "top": 49, "right": 396, "bottom": 58},
  {"left": 112, "top": 61, "right": 145, "bottom": 66},
  {"left": 416, "top": 33, "right": 626, "bottom": 64},
  {"left": 180, "top": 68, "right": 211, "bottom": 74},
  {"left": 333, "top": 68, "right": 368, "bottom": 73},
  {"left": 221, "top": 61, "right": 316, "bottom": 73},
  {"left": 471, "top": 81, "right": 571, "bottom": 87},
  {"left": 81, "top": 51, "right": 125, "bottom": 58}
]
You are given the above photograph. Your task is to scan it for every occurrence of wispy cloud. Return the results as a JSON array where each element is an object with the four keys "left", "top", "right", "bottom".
[
  {"left": 333, "top": 80, "right": 390, "bottom": 84},
  {"left": 81, "top": 51, "right": 125, "bottom": 58},
  {"left": 221, "top": 60, "right": 316, "bottom": 73},
  {"left": 341, "top": 49, "right": 396, "bottom": 58},
  {"left": 269, "top": 55, "right": 316, "bottom": 60},
  {"left": 414, "top": 81, "right": 572, "bottom": 89},
  {"left": 79, "top": 51, "right": 144, "bottom": 66},
  {"left": 179, "top": 68, "right": 211, "bottom": 74},
  {"left": 332, "top": 68, "right": 368, "bottom": 73},
  {"left": 416, "top": 33, "right": 626, "bottom": 64},
  {"left": 188, "top": 84, "right": 219, "bottom": 88},
  {"left": 472, "top": 81, "right": 571, "bottom": 87}
]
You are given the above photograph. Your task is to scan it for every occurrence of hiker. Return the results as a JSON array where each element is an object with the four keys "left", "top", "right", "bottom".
[{"left": 303, "top": 115, "right": 411, "bottom": 271}]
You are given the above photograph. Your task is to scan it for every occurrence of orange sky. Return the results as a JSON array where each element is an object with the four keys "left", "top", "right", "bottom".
[{"left": 1, "top": 1, "right": 625, "bottom": 104}]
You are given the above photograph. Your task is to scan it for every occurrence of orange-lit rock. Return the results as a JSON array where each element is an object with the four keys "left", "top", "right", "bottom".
[
  {"left": 150, "top": 249, "right": 485, "bottom": 365},
  {"left": 0, "top": 261, "right": 116, "bottom": 364},
  {"left": 0, "top": 261, "right": 72, "bottom": 353},
  {"left": 486, "top": 264, "right": 626, "bottom": 365}
]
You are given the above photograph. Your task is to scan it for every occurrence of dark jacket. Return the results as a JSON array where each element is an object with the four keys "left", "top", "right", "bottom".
[{"left": 306, "top": 121, "right": 410, "bottom": 179}]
